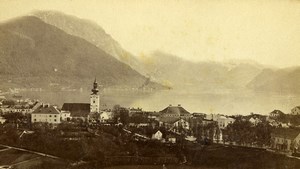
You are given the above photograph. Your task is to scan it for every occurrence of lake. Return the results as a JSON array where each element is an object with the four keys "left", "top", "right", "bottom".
[{"left": 19, "top": 89, "right": 300, "bottom": 115}]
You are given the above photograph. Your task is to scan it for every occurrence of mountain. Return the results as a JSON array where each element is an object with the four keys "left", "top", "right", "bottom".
[
  {"left": 32, "top": 10, "right": 146, "bottom": 75},
  {"left": 140, "top": 51, "right": 264, "bottom": 92},
  {"left": 0, "top": 16, "right": 159, "bottom": 90},
  {"left": 248, "top": 67, "right": 300, "bottom": 93},
  {"left": 31, "top": 11, "right": 266, "bottom": 92}
]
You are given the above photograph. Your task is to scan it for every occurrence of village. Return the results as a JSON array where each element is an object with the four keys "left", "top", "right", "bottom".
[{"left": 0, "top": 79, "right": 300, "bottom": 161}]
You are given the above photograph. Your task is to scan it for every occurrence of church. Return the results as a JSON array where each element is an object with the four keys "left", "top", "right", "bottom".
[{"left": 61, "top": 79, "right": 112, "bottom": 123}]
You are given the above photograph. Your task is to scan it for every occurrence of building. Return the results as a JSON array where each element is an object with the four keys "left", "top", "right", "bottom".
[
  {"left": 206, "top": 114, "right": 235, "bottom": 129},
  {"left": 160, "top": 104, "right": 191, "bottom": 119},
  {"left": 249, "top": 117, "right": 262, "bottom": 126},
  {"left": 31, "top": 104, "right": 61, "bottom": 124},
  {"left": 291, "top": 106, "right": 300, "bottom": 115},
  {"left": 271, "top": 128, "right": 300, "bottom": 153},
  {"left": 151, "top": 130, "right": 163, "bottom": 140},
  {"left": 99, "top": 111, "right": 113, "bottom": 123},
  {"left": 173, "top": 118, "right": 190, "bottom": 130},
  {"left": 128, "top": 107, "right": 143, "bottom": 117},
  {"left": 90, "top": 78, "right": 100, "bottom": 113},
  {"left": 269, "top": 110, "right": 284, "bottom": 118},
  {"left": 61, "top": 103, "right": 90, "bottom": 120},
  {"left": 61, "top": 110, "right": 71, "bottom": 121},
  {"left": 0, "top": 116, "right": 6, "bottom": 124}
]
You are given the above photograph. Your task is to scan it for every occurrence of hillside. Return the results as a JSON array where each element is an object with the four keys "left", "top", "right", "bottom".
[
  {"left": 0, "top": 16, "right": 159, "bottom": 90},
  {"left": 32, "top": 10, "right": 146, "bottom": 75}
]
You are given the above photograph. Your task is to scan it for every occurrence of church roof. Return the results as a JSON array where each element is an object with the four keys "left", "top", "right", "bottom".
[
  {"left": 160, "top": 105, "right": 191, "bottom": 116},
  {"left": 62, "top": 103, "right": 90, "bottom": 117}
]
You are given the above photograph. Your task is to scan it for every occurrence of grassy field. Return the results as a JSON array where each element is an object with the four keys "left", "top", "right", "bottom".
[
  {"left": 0, "top": 148, "right": 68, "bottom": 169},
  {"left": 0, "top": 149, "right": 39, "bottom": 165}
]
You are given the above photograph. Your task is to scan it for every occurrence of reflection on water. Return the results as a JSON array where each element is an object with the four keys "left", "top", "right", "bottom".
[{"left": 20, "top": 89, "right": 300, "bottom": 115}]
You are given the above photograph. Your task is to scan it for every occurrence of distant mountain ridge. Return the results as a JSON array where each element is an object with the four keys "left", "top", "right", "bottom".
[
  {"left": 248, "top": 67, "right": 300, "bottom": 94},
  {"left": 0, "top": 16, "right": 160, "bottom": 90},
  {"left": 140, "top": 51, "right": 264, "bottom": 91}
]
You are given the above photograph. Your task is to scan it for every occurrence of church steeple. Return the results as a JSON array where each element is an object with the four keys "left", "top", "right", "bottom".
[
  {"left": 90, "top": 78, "right": 100, "bottom": 113},
  {"left": 91, "top": 78, "right": 99, "bottom": 94}
]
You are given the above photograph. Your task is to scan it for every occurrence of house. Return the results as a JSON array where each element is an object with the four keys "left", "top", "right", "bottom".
[
  {"left": 269, "top": 110, "right": 284, "bottom": 118},
  {"left": 271, "top": 128, "right": 300, "bottom": 153},
  {"left": 61, "top": 110, "right": 71, "bottom": 121},
  {"left": 99, "top": 111, "right": 113, "bottom": 123},
  {"left": 291, "top": 106, "right": 300, "bottom": 115},
  {"left": 129, "top": 107, "right": 143, "bottom": 117},
  {"left": 215, "top": 116, "right": 235, "bottom": 129},
  {"left": 159, "top": 117, "right": 190, "bottom": 134},
  {"left": 0, "top": 116, "right": 6, "bottom": 124},
  {"left": 152, "top": 130, "right": 163, "bottom": 140},
  {"left": 249, "top": 117, "right": 262, "bottom": 126},
  {"left": 31, "top": 104, "right": 61, "bottom": 124},
  {"left": 173, "top": 118, "right": 190, "bottom": 130}
]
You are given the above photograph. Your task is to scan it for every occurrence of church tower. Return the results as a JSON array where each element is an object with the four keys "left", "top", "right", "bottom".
[{"left": 90, "top": 78, "right": 100, "bottom": 113}]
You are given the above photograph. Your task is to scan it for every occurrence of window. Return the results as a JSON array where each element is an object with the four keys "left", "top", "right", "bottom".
[
  {"left": 49, "top": 115, "right": 52, "bottom": 117},
  {"left": 93, "top": 101, "right": 95, "bottom": 103},
  {"left": 54, "top": 119, "right": 56, "bottom": 122},
  {"left": 34, "top": 119, "right": 36, "bottom": 122},
  {"left": 54, "top": 115, "right": 57, "bottom": 117}
]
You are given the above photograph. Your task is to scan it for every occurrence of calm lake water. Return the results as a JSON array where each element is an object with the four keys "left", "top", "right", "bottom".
[{"left": 19, "top": 89, "right": 300, "bottom": 116}]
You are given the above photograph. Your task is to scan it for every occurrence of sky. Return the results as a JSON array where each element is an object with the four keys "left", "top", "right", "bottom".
[{"left": 0, "top": 0, "right": 299, "bottom": 68}]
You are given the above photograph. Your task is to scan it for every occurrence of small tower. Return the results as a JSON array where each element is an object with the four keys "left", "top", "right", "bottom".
[{"left": 90, "top": 78, "right": 100, "bottom": 113}]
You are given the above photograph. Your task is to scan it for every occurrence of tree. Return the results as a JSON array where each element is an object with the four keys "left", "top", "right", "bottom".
[{"left": 119, "top": 108, "right": 129, "bottom": 125}]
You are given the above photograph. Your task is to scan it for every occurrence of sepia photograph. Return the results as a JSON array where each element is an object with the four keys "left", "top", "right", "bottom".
[{"left": 0, "top": 0, "right": 300, "bottom": 168}]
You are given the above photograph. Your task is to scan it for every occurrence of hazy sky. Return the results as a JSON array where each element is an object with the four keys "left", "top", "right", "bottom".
[{"left": 0, "top": 0, "right": 299, "bottom": 67}]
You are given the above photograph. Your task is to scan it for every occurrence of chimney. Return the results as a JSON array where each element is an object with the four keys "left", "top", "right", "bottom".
[{"left": 178, "top": 104, "right": 181, "bottom": 107}]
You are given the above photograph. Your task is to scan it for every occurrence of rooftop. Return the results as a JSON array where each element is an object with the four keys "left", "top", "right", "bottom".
[
  {"left": 160, "top": 104, "right": 191, "bottom": 116},
  {"left": 32, "top": 105, "right": 60, "bottom": 114},
  {"left": 61, "top": 103, "right": 90, "bottom": 117}
]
